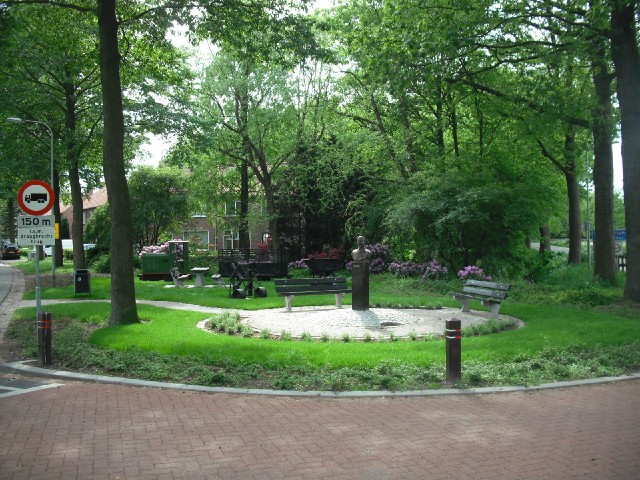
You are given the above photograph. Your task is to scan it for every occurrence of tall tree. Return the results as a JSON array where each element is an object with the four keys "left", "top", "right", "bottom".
[
  {"left": 2, "top": 5, "right": 104, "bottom": 270},
  {"left": 97, "top": 0, "right": 138, "bottom": 324},
  {"left": 610, "top": 1, "right": 640, "bottom": 302},
  {"left": 589, "top": 29, "right": 617, "bottom": 282}
]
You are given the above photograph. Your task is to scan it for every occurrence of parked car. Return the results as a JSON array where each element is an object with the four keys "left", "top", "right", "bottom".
[
  {"left": 44, "top": 239, "right": 73, "bottom": 257},
  {"left": 1, "top": 243, "right": 21, "bottom": 260},
  {"left": 43, "top": 241, "right": 95, "bottom": 256}
]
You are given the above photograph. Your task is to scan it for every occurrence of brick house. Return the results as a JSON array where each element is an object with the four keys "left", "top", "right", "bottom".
[
  {"left": 180, "top": 202, "right": 271, "bottom": 250},
  {"left": 64, "top": 188, "right": 269, "bottom": 249},
  {"left": 60, "top": 187, "right": 108, "bottom": 235}
]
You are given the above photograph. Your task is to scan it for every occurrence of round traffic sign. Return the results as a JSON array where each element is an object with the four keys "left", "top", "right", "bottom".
[{"left": 17, "top": 180, "right": 55, "bottom": 215}]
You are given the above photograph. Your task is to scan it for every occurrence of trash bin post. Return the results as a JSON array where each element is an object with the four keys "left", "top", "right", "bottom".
[
  {"left": 445, "top": 318, "right": 462, "bottom": 385},
  {"left": 74, "top": 269, "right": 91, "bottom": 296}
]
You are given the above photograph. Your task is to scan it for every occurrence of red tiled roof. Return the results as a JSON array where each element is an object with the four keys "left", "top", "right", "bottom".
[
  {"left": 60, "top": 187, "right": 108, "bottom": 213},
  {"left": 83, "top": 187, "right": 108, "bottom": 209}
]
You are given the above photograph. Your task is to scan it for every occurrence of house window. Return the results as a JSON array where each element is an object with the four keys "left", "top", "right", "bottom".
[
  {"left": 183, "top": 230, "right": 209, "bottom": 248},
  {"left": 223, "top": 230, "right": 239, "bottom": 250},
  {"left": 224, "top": 201, "right": 242, "bottom": 216}
]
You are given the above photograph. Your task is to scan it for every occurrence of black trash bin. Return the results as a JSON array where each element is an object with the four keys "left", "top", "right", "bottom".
[{"left": 74, "top": 269, "right": 91, "bottom": 295}]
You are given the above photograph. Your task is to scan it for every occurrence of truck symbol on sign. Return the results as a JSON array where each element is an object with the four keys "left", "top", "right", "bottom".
[{"left": 25, "top": 193, "right": 48, "bottom": 203}]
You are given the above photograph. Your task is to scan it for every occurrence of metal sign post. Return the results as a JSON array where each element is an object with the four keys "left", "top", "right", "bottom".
[{"left": 17, "top": 181, "right": 55, "bottom": 358}]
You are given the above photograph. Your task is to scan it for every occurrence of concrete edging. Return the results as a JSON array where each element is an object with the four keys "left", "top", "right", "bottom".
[{"left": 2, "top": 360, "right": 639, "bottom": 398}]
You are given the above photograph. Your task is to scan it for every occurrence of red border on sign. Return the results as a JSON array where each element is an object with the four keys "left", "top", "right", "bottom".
[{"left": 17, "top": 180, "right": 55, "bottom": 216}]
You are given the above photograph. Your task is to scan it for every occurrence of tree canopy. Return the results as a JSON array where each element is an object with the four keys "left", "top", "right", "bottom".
[{"left": 2, "top": 0, "right": 638, "bottom": 304}]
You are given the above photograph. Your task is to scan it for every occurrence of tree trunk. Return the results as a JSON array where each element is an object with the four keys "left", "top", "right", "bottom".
[
  {"left": 590, "top": 39, "right": 616, "bottom": 282},
  {"left": 566, "top": 172, "right": 582, "bottom": 264},
  {"left": 68, "top": 165, "right": 86, "bottom": 269},
  {"left": 611, "top": 3, "right": 640, "bottom": 302},
  {"left": 238, "top": 62, "right": 251, "bottom": 250},
  {"left": 435, "top": 76, "right": 446, "bottom": 156},
  {"left": 52, "top": 168, "right": 63, "bottom": 268},
  {"left": 65, "top": 85, "right": 87, "bottom": 270},
  {"left": 239, "top": 158, "right": 250, "bottom": 249},
  {"left": 98, "top": 0, "right": 138, "bottom": 325},
  {"left": 539, "top": 225, "right": 551, "bottom": 253},
  {"left": 536, "top": 133, "right": 581, "bottom": 264},
  {"left": 6, "top": 197, "right": 16, "bottom": 243},
  {"left": 564, "top": 131, "right": 582, "bottom": 264},
  {"left": 264, "top": 184, "right": 280, "bottom": 253},
  {"left": 399, "top": 93, "right": 417, "bottom": 174}
]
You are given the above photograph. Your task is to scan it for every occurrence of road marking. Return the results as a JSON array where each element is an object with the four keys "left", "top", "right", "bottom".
[{"left": 0, "top": 382, "right": 64, "bottom": 398}]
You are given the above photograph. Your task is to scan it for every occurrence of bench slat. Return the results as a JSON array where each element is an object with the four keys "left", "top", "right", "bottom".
[
  {"left": 462, "top": 286, "right": 508, "bottom": 299},
  {"left": 276, "top": 284, "right": 348, "bottom": 293},
  {"left": 464, "top": 280, "right": 511, "bottom": 291},
  {"left": 277, "top": 289, "right": 351, "bottom": 296},
  {"left": 275, "top": 277, "right": 346, "bottom": 286}
]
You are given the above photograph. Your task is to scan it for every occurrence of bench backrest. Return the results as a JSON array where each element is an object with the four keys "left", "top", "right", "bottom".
[
  {"left": 275, "top": 276, "right": 348, "bottom": 293},
  {"left": 463, "top": 280, "right": 511, "bottom": 300}
]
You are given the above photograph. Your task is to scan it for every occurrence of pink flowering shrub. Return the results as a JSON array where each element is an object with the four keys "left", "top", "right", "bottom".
[
  {"left": 288, "top": 259, "right": 310, "bottom": 270},
  {"left": 457, "top": 265, "right": 491, "bottom": 281},
  {"left": 139, "top": 240, "right": 184, "bottom": 261},
  {"left": 421, "top": 260, "right": 449, "bottom": 281},
  {"left": 388, "top": 261, "right": 428, "bottom": 278}
]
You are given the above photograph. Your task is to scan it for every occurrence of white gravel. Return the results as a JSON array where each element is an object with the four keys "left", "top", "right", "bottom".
[{"left": 234, "top": 306, "right": 504, "bottom": 340}]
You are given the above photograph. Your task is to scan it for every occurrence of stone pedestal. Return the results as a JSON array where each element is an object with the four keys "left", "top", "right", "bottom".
[{"left": 351, "top": 261, "right": 370, "bottom": 311}]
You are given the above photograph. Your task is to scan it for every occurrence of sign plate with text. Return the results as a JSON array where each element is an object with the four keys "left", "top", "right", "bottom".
[{"left": 17, "top": 215, "right": 56, "bottom": 246}]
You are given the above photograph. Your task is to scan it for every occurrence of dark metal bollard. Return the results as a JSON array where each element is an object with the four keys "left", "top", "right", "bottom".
[
  {"left": 37, "top": 312, "right": 52, "bottom": 367},
  {"left": 445, "top": 318, "right": 462, "bottom": 385}
]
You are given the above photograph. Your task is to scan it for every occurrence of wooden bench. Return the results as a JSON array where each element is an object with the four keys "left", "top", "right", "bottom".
[
  {"left": 275, "top": 277, "right": 351, "bottom": 312},
  {"left": 169, "top": 267, "right": 191, "bottom": 287},
  {"left": 453, "top": 280, "right": 511, "bottom": 319}
]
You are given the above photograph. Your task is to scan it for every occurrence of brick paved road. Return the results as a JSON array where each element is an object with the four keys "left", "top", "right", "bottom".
[{"left": 1, "top": 378, "right": 639, "bottom": 479}]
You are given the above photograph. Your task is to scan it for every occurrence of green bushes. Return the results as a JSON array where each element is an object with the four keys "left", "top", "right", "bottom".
[{"left": 89, "top": 253, "right": 111, "bottom": 273}]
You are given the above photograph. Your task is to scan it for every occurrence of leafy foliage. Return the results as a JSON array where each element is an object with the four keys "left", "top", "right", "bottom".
[
  {"left": 385, "top": 169, "right": 553, "bottom": 276},
  {"left": 128, "top": 166, "right": 192, "bottom": 247}
]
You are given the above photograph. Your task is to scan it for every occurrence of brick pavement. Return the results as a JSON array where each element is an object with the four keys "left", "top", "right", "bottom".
[
  {"left": 2, "top": 264, "right": 640, "bottom": 479},
  {"left": 1, "top": 378, "right": 639, "bottom": 479}
]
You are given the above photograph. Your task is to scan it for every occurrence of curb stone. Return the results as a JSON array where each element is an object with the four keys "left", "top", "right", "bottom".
[
  {"left": 2, "top": 264, "right": 639, "bottom": 397},
  {"left": 2, "top": 359, "right": 639, "bottom": 398}
]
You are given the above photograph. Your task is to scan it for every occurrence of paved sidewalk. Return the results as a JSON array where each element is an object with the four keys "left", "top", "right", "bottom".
[
  {"left": 1, "top": 377, "right": 639, "bottom": 479},
  {"left": 1, "top": 263, "right": 640, "bottom": 478}
]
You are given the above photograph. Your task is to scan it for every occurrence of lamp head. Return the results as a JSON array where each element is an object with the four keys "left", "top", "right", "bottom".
[{"left": 7, "top": 117, "right": 24, "bottom": 124}]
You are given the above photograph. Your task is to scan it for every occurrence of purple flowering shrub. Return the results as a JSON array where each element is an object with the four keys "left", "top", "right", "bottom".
[
  {"left": 457, "top": 265, "right": 491, "bottom": 281},
  {"left": 288, "top": 259, "right": 310, "bottom": 271},
  {"left": 388, "top": 261, "right": 428, "bottom": 278},
  {"left": 369, "top": 257, "right": 388, "bottom": 274},
  {"left": 367, "top": 243, "right": 389, "bottom": 260},
  {"left": 421, "top": 260, "right": 449, "bottom": 281}
]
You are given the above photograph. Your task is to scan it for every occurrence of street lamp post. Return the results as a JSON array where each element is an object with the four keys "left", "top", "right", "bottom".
[{"left": 7, "top": 117, "right": 56, "bottom": 285}]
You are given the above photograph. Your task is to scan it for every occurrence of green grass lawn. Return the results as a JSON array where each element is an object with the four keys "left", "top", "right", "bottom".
[
  {"left": 7, "top": 267, "right": 640, "bottom": 391},
  {"left": 23, "top": 275, "right": 447, "bottom": 310}
]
